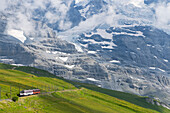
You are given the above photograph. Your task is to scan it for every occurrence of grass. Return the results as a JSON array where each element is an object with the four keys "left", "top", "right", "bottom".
[
  {"left": 0, "top": 69, "right": 76, "bottom": 99},
  {"left": 68, "top": 81, "right": 170, "bottom": 113},
  {"left": 0, "top": 63, "right": 169, "bottom": 113},
  {"left": 0, "top": 89, "right": 160, "bottom": 113}
]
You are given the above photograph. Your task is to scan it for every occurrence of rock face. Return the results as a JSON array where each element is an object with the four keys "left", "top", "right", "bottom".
[
  {"left": 0, "top": 25, "right": 170, "bottom": 105},
  {"left": 0, "top": 0, "right": 170, "bottom": 106},
  {"left": 76, "top": 26, "right": 170, "bottom": 105},
  {"left": 145, "top": 97, "right": 170, "bottom": 110}
]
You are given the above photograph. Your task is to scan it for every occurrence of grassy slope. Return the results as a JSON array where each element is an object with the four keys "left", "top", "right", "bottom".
[
  {"left": 0, "top": 89, "right": 159, "bottom": 113},
  {"left": 69, "top": 82, "right": 170, "bottom": 113},
  {"left": 0, "top": 69, "right": 76, "bottom": 99},
  {"left": 0, "top": 63, "right": 169, "bottom": 113}
]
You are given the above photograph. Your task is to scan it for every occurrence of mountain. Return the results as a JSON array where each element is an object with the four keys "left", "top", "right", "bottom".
[
  {"left": 0, "top": 0, "right": 170, "bottom": 105},
  {"left": 0, "top": 63, "right": 169, "bottom": 113}
]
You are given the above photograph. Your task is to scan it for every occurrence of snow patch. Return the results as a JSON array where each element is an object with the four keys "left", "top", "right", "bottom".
[
  {"left": 87, "top": 78, "right": 99, "bottom": 82},
  {"left": 83, "top": 39, "right": 117, "bottom": 49},
  {"left": 51, "top": 51, "right": 70, "bottom": 55},
  {"left": 162, "top": 104, "right": 170, "bottom": 110},
  {"left": 147, "top": 44, "right": 152, "bottom": 47},
  {"left": 137, "top": 48, "right": 141, "bottom": 50},
  {"left": 80, "top": 43, "right": 88, "bottom": 48},
  {"left": 64, "top": 65, "right": 75, "bottom": 69},
  {"left": 59, "top": 57, "right": 68, "bottom": 62},
  {"left": 101, "top": 45, "right": 114, "bottom": 49},
  {"left": 46, "top": 51, "right": 51, "bottom": 54},
  {"left": 0, "top": 59, "right": 13, "bottom": 61},
  {"left": 79, "top": 5, "right": 90, "bottom": 17},
  {"left": 149, "top": 67, "right": 166, "bottom": 72},
  {"left": 110, "top": 60, "right": 121, "bottom": 63},
  {"left": 130, "top": 52, "right": 136, "bottom": 54},
  {"left": 98, "top": 85, "right": 102, "bottom": 87},
  {"left": 96, "top": 29, "right": 113, "bottom": 39},
  {"left": 88, "top": 51, "right": 97, "bottom": 54},
  {"left": 112, "top": 31, "right": 145, "bottom": 37},
  {"left": 72, "top": 43, "right": 83, "bottom": 52},
  {"left": 158, "top": 68, "right": 166, "bottom": 72},
  {"left": 149, "top": 67, "right": 156, "bottom": 70},
  {"left": 75, "top": 0, "right": 84, "bottom": 4},
  {"left": 84, "top": 29, "right": 113, "bottom": 39},
  {"left": 154, "top": 56, "right": 158, "bottom": 59},
  {"left": 163, "top": 59, "right": 168, "bottom": 62},
  {"left": 52, "top": 51, "right": 58, "bottom": 54},
  {"left": 11, "top": 64, "right": 25, "bottom": 66},
  {"left": 129, "top": 0, "right": 145, "bottom": 8},
  {"left": 7, "top": 29, "right": 27, "bottom": 43}
]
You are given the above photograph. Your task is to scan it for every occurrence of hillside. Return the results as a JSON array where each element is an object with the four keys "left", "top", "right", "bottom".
[{"left": 0, "top": 63, "right": 169, "bottom": 113}]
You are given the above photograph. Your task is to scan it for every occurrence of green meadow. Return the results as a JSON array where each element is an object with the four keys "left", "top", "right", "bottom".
[{"left": 0, "top": 63, "right": 169, "bottom": 113}]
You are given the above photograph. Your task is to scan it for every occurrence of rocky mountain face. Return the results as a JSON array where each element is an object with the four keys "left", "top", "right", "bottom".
[{"left": 0, "top": 0, "right": 170, "bottom": 105}]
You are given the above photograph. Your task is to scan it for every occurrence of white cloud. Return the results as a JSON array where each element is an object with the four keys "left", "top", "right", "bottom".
[
  {"left": 6, "top": 12, "right": 35, "bottom": 36},
  {"left": 58, "top": 12, "right": 107, "bottom": 38},
  {"left": 152, "top": 3, "right": 170, "bottom": 34},
  {"left": 155, "top": 3, "right": 170, "bottom": 26},
  {"left": 0, "top": 0, "right": 7, "bottom": 11},
  {"left": 45, "top": 11, "right": 60, "bottom": 23},
  {"left": 129, "top": 0, "right": 145, "bottom": 7},
  {"left": 59, "top": 20, "right": 72, "bottom": 30},
  {"left": 3, "top": 0, "right": 74, "bottom": 38},
  {"left": 2, "top": 0, "right": 170, "bottom": 41}
]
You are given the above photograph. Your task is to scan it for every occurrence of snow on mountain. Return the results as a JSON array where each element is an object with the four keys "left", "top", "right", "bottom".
[
  {"left": 7, "top": 29, "right": 27, "bottom": 43},
  {"left": 75, "top": 0, "right": 84, "bottom": 4},
  {"left": 64, "top": 65, "right": 75, "bottom": 69},
  {"left": 85, "top": 29, "right": 113, "bottom": 39},
  {"left": 88, "top": 51, "right": 97, "bottom": 54},
  {"left": 129, "top": 0, "right": 145, "bottom": 7},
  {"left": 87, "top": 78, "right": 100, "bottom": 82},
  {"left": 110, "top": 60, "right": 121, "bottom": 63},
  {"left": 0, "top": 0, "right": 169, "bottom": 42},
  {"left": 59, "top": 57, "right": 68, "bottom": 62},
  {"left": 164, "top": 59, "right": 169, "bottom": 62}
]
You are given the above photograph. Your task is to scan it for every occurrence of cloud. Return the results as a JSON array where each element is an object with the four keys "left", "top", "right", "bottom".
[
  {"left": 59, "top": 20, "right": 72, "bottom": 30},
  {"left": 155, "top": 3, "right": 170, "bottom": 25},
  {"left": 154, "top": 2, "right": 170, "bottom": 33},
  {"left": 57, "top": 5, "right": 119, "bottom": 39},
  {"left": 129, "top": 0, "right": 145, "bottom": 7},
  {"left": 3, "top": 0, "right": 74, "bottom": 37},
  {"left": 0, "top": 0, "right": 7, "bottom": 11},
  {"left": 57, "top": 12, "right": 107, "bottom": 40},
  {"left": 2, "top": 0, "right": 170, "bottom": 40},
  {"left": 6, "top": 12, "right": 35, "bottom": 36}
]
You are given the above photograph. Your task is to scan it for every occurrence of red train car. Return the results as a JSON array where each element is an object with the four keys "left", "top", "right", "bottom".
[
  {"left": 20, "top": 89, "right": 40, "bottom": 96},
  {"left": 33, "top": 89, "right": 40, "bottom": 94}
]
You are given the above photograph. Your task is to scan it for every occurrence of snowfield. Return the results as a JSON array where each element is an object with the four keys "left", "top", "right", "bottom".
[
  {"left": 7, "top": 29, "right": 27, "bottom": 43},
  {"left": 87, "top": 78, "right": 99, "bottom": 82},
  {"left": 110, "top": 60, "right": 121, "bottom": 63}
]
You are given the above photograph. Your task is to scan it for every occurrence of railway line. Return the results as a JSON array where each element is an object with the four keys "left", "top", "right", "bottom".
[{"left": 0, "top": 88, "right": 84, "bottom": 101}]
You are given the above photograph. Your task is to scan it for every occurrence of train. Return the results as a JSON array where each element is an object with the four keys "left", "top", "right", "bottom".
[{"left": 19, "top": 89, "right": 40, "bottom": 96}]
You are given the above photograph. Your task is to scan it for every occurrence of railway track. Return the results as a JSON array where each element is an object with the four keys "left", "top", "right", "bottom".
[
  {"left": 19, "top": 88, "right": 84, "bottom": 98},
  {"left": 0, "top": 88, "right": 84, "bottom": 101}
]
